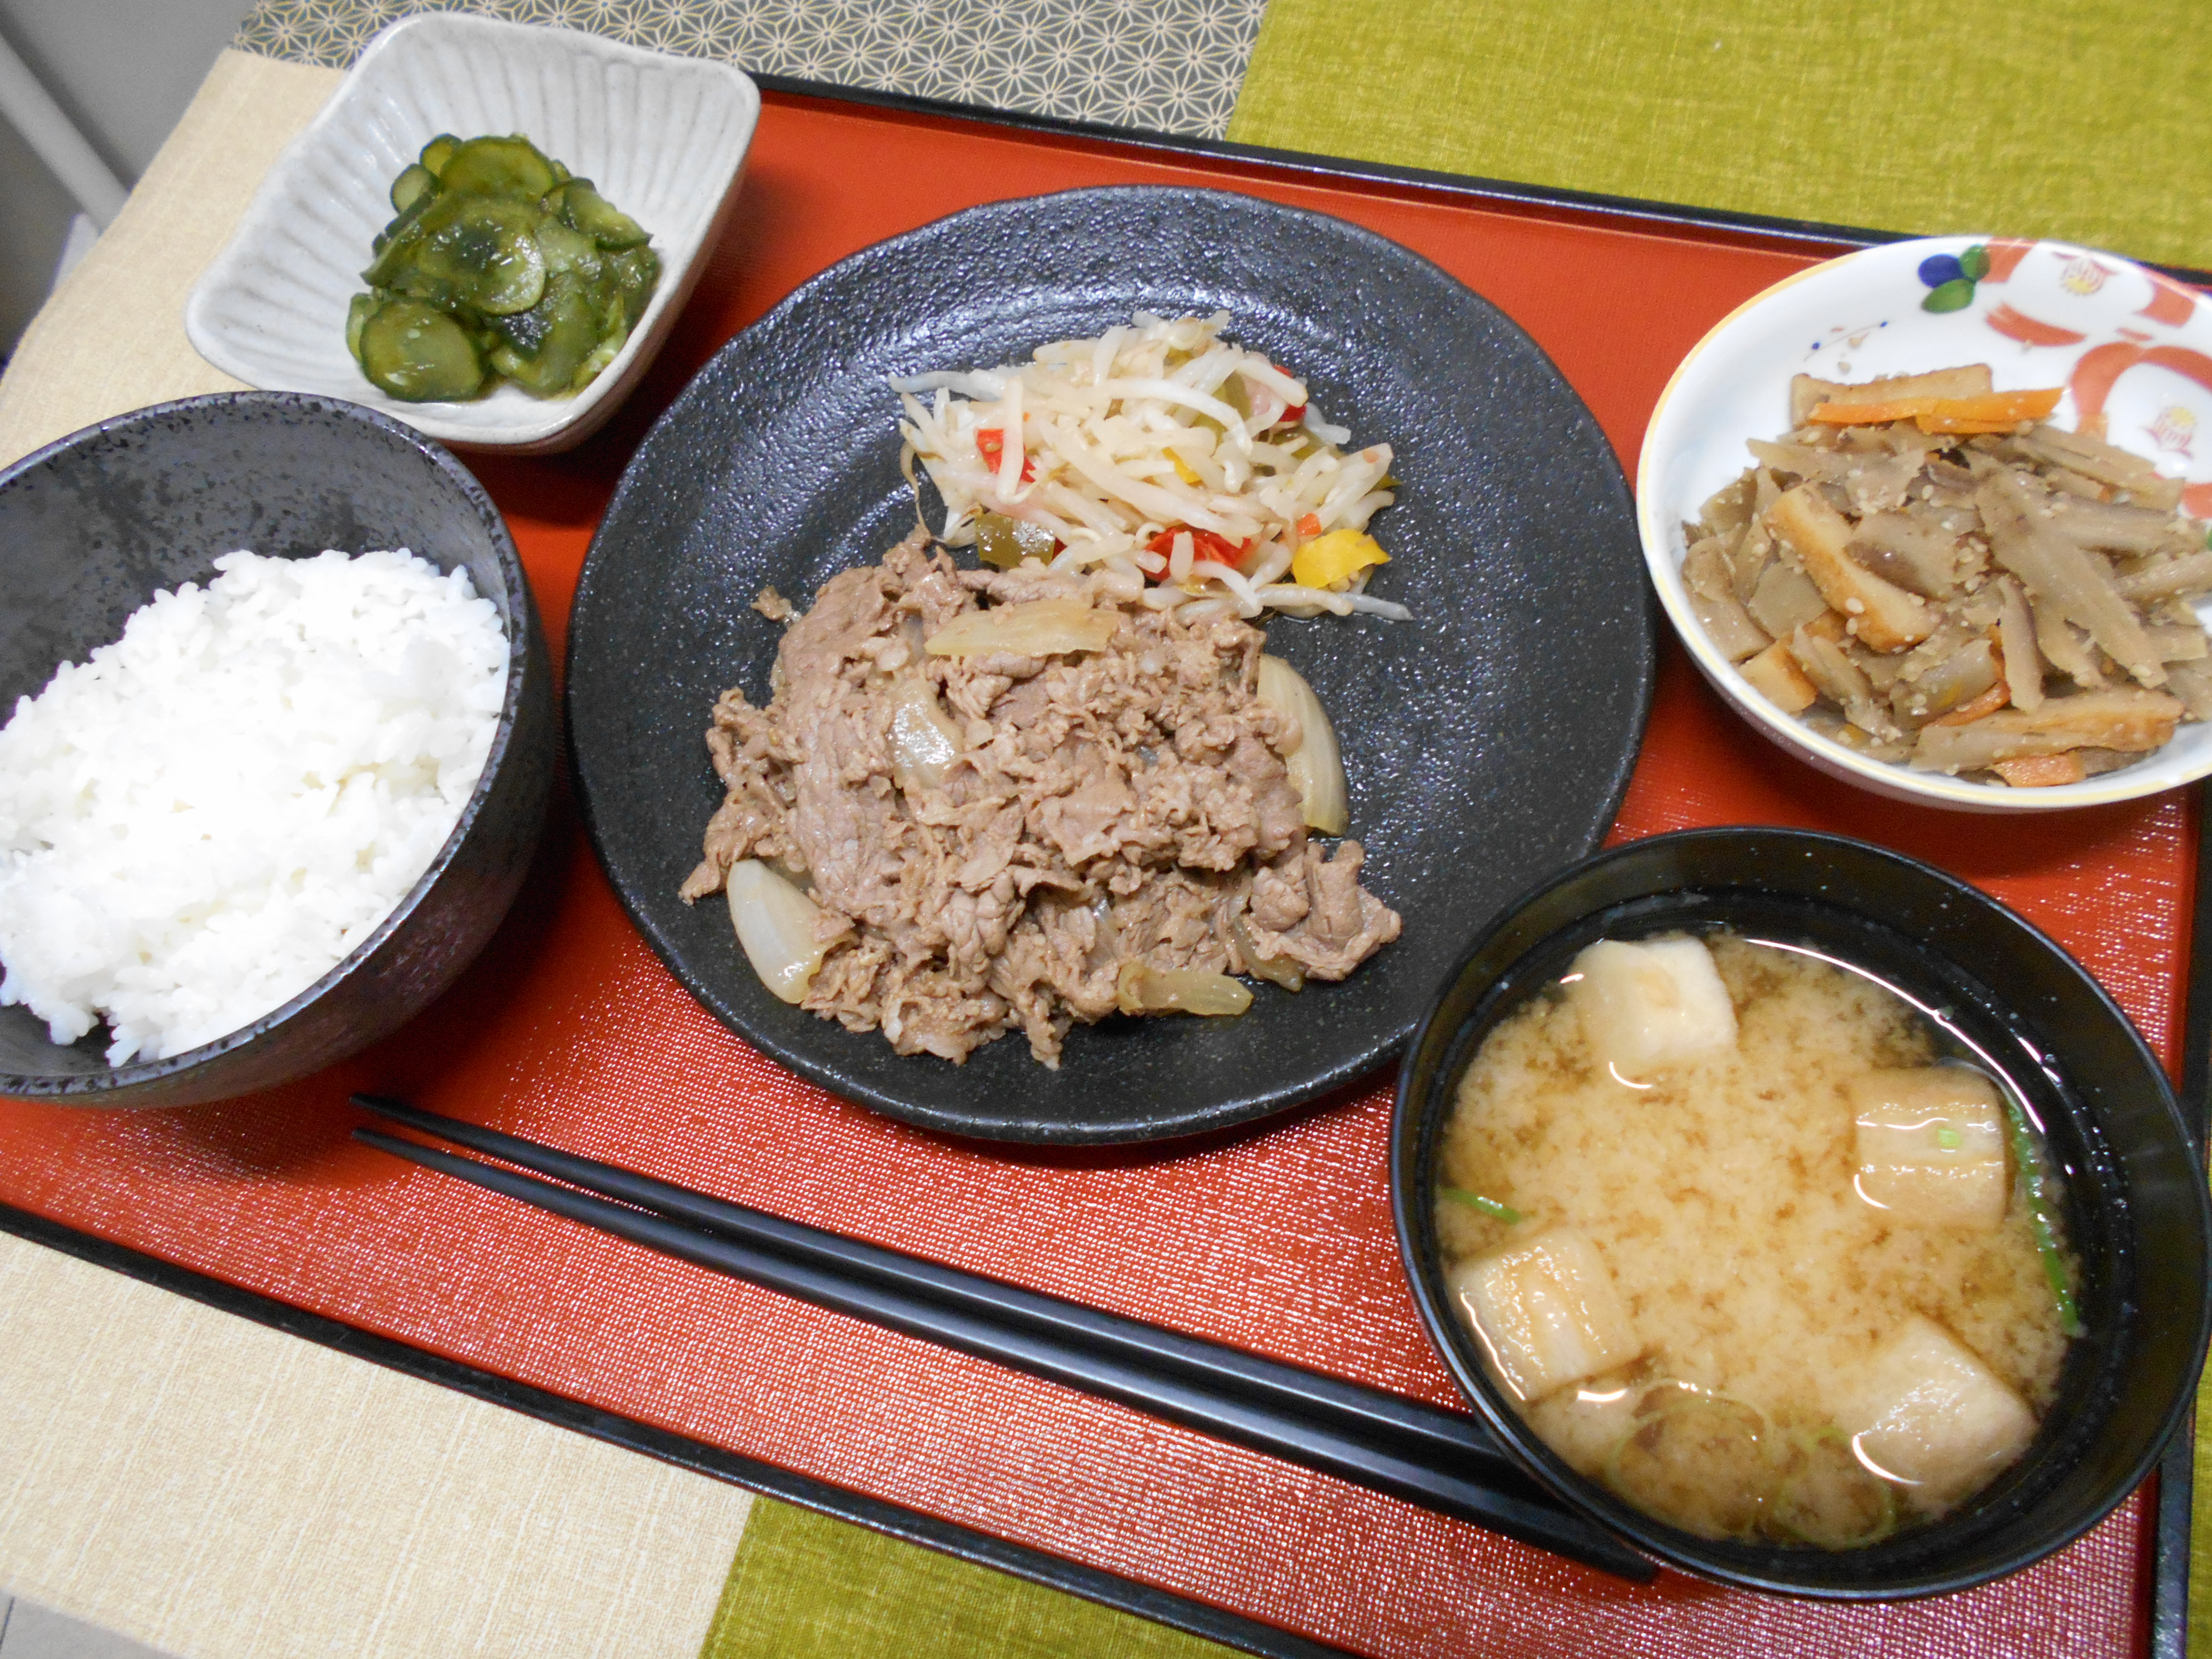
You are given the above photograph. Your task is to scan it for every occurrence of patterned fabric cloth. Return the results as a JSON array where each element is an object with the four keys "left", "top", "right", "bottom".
[{"left": 235, "top": 0, "right": 1267, "bottom": 137}]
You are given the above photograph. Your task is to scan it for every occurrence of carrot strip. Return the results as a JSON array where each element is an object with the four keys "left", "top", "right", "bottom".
[
  {"left": 1809, "top": 389, "right": 2063, "bottom": 428},
  {"left": 1993, "top": 753, "right": 2088, "bottom": 787},
  {"left": 1927, "top": 681, "right": 2013, "bottom": 726}
]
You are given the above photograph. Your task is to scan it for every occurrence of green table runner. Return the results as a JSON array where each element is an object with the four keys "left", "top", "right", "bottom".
[
  {"left": 1231, "top": 0, "right": 2212, "bottom": 272},
  {"left": 704, "top": 1504, "right": 1228, "bottom": 1659}
]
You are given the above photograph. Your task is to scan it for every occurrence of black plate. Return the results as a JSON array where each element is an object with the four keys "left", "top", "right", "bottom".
[{"left": 567, "top": 186, "right": 1653, "bottom": 1144}]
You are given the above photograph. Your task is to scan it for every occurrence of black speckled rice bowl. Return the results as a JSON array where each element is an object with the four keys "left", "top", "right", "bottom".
[{"left": 0, "top": 392, "right": 554, "bottom": 1108}]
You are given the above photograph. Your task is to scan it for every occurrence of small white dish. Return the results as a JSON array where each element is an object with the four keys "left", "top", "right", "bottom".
[
  {"left": 1639, "top": 234, "right": 2212, "bottom": 812},
  {"left": 185, "top": 13, "right": 758, "bottom": 454}
]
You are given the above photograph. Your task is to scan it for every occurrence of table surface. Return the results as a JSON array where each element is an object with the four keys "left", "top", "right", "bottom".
[{"left": 0, "top": 9, "right": 2203, "bottom": 1659}]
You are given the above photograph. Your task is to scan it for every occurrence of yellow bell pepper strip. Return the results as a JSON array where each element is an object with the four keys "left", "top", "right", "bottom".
[{"left": 1291, "top": 528, "right": 1389, "bottom": 591}]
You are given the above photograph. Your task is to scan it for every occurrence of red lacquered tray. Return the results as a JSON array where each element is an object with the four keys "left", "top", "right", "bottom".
[{"left": 2, "top": 90, "right": 2198, "bottom": 1659}]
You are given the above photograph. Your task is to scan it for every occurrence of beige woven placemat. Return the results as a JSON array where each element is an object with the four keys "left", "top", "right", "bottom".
[
  {"left": 0, "top": 50, "right": 330, "bottom": 468},
  {"left": 0, "top": 1232, "right": 752, "bottom": 1659}
]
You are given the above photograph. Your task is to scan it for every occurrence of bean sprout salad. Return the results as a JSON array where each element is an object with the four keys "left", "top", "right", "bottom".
[{"left": 893, "top": 312, "right": 1409, "bottom": 624}]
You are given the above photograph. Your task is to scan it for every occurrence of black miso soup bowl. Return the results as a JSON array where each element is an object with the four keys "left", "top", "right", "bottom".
[
  {"left": 1392, "top": 826, "right": 2212, "bottom": 1598},
  {"left": 0, "top": 392, "right": 554, "bottom": 1108}
]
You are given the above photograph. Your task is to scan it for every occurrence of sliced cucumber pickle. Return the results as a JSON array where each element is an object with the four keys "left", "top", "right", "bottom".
[
  {"left": 532, "top": 216, "right": 600, "bottom": 279},
  {"left": 389, "top": 163, "right": 438, "bottom": 214},
  {"left": 365, "top": 187, "right": 439, "bottom": 274},
  {"left": 435, "top": 134, "right": 557, "bottom": 200},
  {"left": 418, "top": 133, "right": 462, "bottom": 177},
  {"left": 345, "top": 292, "right": 375, "bottom": 365},
  {"left": 349, "top": 132, "right": 659, "bottom": 402},
  {"left": 359, "top": 299, "right": 485, "bottom": 401},
  {"left": 551, "top": 179, "right": 649, "bottom": 249},
  {"left": 487, "top": 274, "right": 600, "bottom": 395},
  {"left": 409, "top": 198, "right": 546, "bottom": 315},
  {"left": 571, "top": 313, "right": 630, "bottom": 391},
  {"left": 606, "top": 245, "right": 659, "bottom": 316}
]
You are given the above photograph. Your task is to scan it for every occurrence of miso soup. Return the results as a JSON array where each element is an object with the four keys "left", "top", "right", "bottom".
[{"left": 1435, "top": 930, "right": 2079, "bottom": 1548}]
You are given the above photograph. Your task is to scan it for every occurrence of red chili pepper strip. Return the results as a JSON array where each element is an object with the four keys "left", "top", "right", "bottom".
[
  {"left": 1281, "top": 404, "right": 1306, "bottom": 425},
  {"left": 975, "top": 427, "right": 1035, "bottom": 482},
  {"left": 1143, "top": 525, "right": 1254, "bottom": 579}
]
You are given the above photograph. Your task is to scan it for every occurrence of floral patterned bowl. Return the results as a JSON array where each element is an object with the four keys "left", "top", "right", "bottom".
[{"left": 1638, "top": 234, "right": 2212, "bottom": 811}]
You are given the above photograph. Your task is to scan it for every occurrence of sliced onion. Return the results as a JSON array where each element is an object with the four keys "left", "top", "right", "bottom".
[
  {"left": 1256, "top": 654, "right": 1349, "bottom": 834},
  {"left": 1229, "top": 914, "right": 1304, "bottom": 992},
  {"left": 1084, "top": 896, "right": 1121, "bottom": 972},
  {"left": 1115, "top": 961, "right": 1254, "bottom": 1017},
  {"left": 887, "top": 675, "right": 962, "bottom": 790},
  {"left": 925, "top": 597, "right": 1118, "bottom": 659},
  {"left": 726, "top": 859, "right": 827, "bottom": 1004}
]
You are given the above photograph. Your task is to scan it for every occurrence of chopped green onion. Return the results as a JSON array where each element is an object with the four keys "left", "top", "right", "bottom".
[
  {"left": 1997, "top": 1088, "right": 2082, "bottom": 1337},
  {"left": 2027, "top": 1205, "right": 2080, "bottom": 1337},
  {"left": 1935, "top": 1124, "right": 1963, "bottom": 1151},
  {"left": 1442, "top": 1186, "right": 1522, "bottom": 1225}
]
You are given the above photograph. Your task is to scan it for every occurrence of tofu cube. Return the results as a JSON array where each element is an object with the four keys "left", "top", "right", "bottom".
[
  {"left": 1843, "top": 1315, "right": 2038, "bottom": 1514},
  {"left": 1768, "top": 485, "right": 1935, "bottom": 652},
  {"left": 1739, "top": 639, "right": 1820, "bottom": 714},
  {"left": 1527, "top": 1376, "right": 1643, "bottom": 1477},
  {"left": 1449, "top": 1228, "right": 1641, "bottom": 1402},
  {"left": 1850, "top": 1066, "right": 2010, "bottom": 1230},
  {"left": 1569, "top": 936, "right": 1738, "bottom": 1077}
]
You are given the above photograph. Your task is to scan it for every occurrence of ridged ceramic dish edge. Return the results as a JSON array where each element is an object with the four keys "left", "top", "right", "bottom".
[
  {"left": 184, "top": 13, "right": 758, "bottom": 453},
  {"left": 1638, "top": 235, "right": 2212, "bottom": 812}
]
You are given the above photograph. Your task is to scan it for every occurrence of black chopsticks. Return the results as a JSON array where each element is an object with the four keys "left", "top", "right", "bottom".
[{"left": 349, "top": 1094, "right": 1651, "bottom": 1581}]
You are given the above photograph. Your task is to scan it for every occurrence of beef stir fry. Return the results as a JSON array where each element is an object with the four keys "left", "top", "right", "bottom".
[{"left": 681, "top": 533, "right": 1400, "bottom": 1066}]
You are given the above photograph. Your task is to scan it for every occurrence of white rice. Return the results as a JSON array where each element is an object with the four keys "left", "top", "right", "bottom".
[{"left": 0, "top": 549, "right": 508, "bottom": 1064}]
